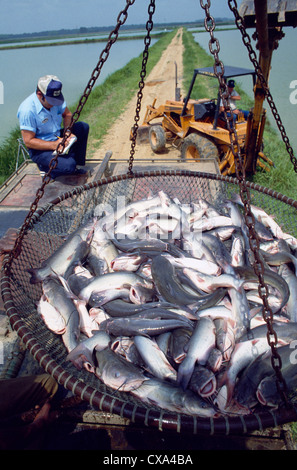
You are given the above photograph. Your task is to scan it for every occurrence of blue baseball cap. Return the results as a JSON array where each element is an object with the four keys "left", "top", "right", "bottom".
[{"left": 38, "top": 75, "right": 64, "bottom": 106}]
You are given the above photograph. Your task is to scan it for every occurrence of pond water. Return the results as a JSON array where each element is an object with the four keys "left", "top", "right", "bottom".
[{"left": 0, "top": 36, "right": 156, "bottom": 144}]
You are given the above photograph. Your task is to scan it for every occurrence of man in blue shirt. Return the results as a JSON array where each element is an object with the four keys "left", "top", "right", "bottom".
[{"left": 17, "top": 75, "right": 89, "bottom": 179}]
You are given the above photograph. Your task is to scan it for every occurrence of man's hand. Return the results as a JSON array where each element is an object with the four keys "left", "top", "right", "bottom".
[{"left": 55, "top": 132, "right": 76, "bottom": 152}]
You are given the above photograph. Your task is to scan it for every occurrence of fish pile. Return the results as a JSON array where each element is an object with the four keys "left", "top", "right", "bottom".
[{"left": 29, "top": 190, "right": 297, "bottom": 418}]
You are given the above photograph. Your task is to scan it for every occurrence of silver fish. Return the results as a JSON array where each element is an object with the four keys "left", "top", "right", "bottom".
[
  {"left": 217, "top": 337, "right": 276, "bottom": 409},
  {"left": 66, "top": 330, "right": 111, "bottom": 372},
  {"left": 111, "top": 336, "right": 143, "bottom": 365},
  {"left": 85, "top": 245, "right": 106, "bottom": 276},
  {"left": 234, "top": 265, "right": 290, "bottom": 312},
  {"left": 279, "top": 264, "right": 297, "bottom": 322},
  {"left": 110, "top": 252, "right": 148, "bottom": 272},
  {"left": 228, "top": 286, "right": 251, "bottom": 340},
  {"left": 189, "top": 364, "right": 217, "bottom": 398},
  {"left": 123, "top": 307, "right": 194, "bottom": 327},
  {"left": 256, "top": 366, "right": 297, "bottom": 408},
  {"left": 129, "top": 285, "right": 157, "bottom": 304},
  {"left": 232, "top": 192, "right": 297, "bottom": 248},
  {"left": 28, "top": 219, "right": 95, "bottom": 283},
  {"left": 102, "top": 299, "right": 179, "bottom": 317},
  {"left": 42, "top": 278, "right": 80, "bottom": 353},
  {"left": 261, "top": 249, "right": 297, "bottom": 274},
  {"left": 91, "top": 224, "right": 119, "bottom": 273},
  {"left": 230, "top": 232, "right": 246, "bottom": 267},
  {"left": 155, "top": 331, "right": 172, "bottom": 356},
  {"left": 193, "top": 215, "right": 234, "bottom": 232},
  {"left": 177, "top": 317, "right": 216, "bottom": 390},
  {"left": 151, "top": 255, "right": 214, "bottom": 306},
  {"left": 182, "top": 268, "right": 244, "bottom": 294},
  {"left": 100, "top": 317, "right": 191, "bottom": 337},
  {"left": 206, "top": 348, "right": 223, "bottom": 373},
  {"left": 78, "top": 272, "right": 153, "bottom": 306},
  {"left": 214, "top": 318, "right": 236, "bottom": 361},
  {"left": 234, "top": 345, "right": 291, "bottom": 409},
  {"left": 131, "top": 377, "right": 217, "bottom": 418},
  {"left": 169, "top": 327, "right": 192, "bottom": 364},
  {"left": 162, "top": 253, "right": 221, "bottom": 276},
  {"left": 37, "top": 294, "right": 66, "bottom": 334},
  {"left": 134, "top": 335, "right": 177, "bottom": 382},
  {"left": 94, "top": 347, "right": 147, "bottom": 392}
]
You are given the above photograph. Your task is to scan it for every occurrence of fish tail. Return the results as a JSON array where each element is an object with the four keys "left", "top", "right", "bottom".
[
  {"left": 218, "top": 370, "right": 235, "bottom": 407},
  {"left": 177, "top": 359, "right": 195, "bottom": 390}
]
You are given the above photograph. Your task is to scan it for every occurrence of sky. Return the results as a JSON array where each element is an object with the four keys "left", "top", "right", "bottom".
[{"left": 0, "top": 0, "right": 243, "bottom": 36}]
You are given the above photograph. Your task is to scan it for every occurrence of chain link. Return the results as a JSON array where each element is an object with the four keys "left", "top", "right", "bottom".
[
  {"left": 200, "top": 0, "right": 290, "bottom": 406},
  {"left": 128, "top": 0, "right": 156, "bottom": 175},
  {"left": 5, "top": 0, "right": 136, "bottom": 270}
]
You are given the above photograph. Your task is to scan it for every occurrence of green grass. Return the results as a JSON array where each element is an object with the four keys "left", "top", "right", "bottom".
[{"left": 0, "top": 127, "right": 22, "bottom": 185}]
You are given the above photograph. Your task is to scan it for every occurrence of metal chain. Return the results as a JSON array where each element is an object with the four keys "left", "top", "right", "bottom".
[
  {"left": 5, "top": 0, "right": 136, "bottom": 269},
  {"left": 200, "top": 0, "right": 290, "bottom": 406},
  {"left": 128, "top": 0, "right": 156, "bottom": 175},
  {"left": 228, "top": 0, "right": 297, "bottom": 172}
]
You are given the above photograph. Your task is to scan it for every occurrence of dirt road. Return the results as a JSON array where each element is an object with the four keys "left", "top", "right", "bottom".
[{"left": 92, "top": 29, "right": 185, "bottom": 163}]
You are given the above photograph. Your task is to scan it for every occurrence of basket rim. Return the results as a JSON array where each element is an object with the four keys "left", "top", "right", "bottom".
[
  {"left": 32, "top": 170, "right": 297, "bottom": 221},
  {"left": 2, "top": 169, "right": 297, "bottom": 435}
]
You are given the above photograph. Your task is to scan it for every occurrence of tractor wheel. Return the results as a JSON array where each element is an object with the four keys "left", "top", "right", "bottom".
[
  {"left": 149, "top": 125, "right": 166, "bottom": 153},
  {"left": 181, "top": 133, "right": 218, "bottom": 162}
]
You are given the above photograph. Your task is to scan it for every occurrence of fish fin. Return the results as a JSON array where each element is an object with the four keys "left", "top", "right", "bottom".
[{"left": 177, "top": 359, "right": 195, "bottom": 390}]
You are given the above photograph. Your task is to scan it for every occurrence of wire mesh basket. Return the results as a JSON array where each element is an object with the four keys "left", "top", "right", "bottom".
[{"left": 2, "top": 170, "right": 297, "bottom": 435}]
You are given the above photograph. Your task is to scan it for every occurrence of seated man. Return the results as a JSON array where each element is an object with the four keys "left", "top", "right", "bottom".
[
  {"left": 17, "top": 75, "right": 89, "bottom": 179},
  {"left": 219, "top": 79, "right": 249, "bottom": 121}
]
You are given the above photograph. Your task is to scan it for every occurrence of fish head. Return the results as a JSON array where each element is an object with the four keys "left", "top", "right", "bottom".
[
  {"left": 129, "top": 285, "right": 156, "bottom": 304},
  {"left": 94, "top": 348, "right": 147, "bottom": 392},
  {"left": 256, "top": 376, "right": 279, "bottom": 408},
  {"left": 96, "top": 365, "right": 147, "bottom": 392}
]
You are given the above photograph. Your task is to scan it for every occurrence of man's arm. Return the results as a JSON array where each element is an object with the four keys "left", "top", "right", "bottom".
[
  {"left": 62, "top": 107, "right": 73, "bottom": 130},
  {"left": 231, "top": 90, "right": 241, "bottom": 101},
  {"left": 21, "top": 129, "right": 61, "bottom": 151}
]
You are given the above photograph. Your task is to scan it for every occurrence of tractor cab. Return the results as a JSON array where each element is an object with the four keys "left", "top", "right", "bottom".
[
  {"left": 141, "top": 64, "right": 270, "bottom": 175},
  {"left": 181, "top": 65, "right": 257, "bottom": 130}
]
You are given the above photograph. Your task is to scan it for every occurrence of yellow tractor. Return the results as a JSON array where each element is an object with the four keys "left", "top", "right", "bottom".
[{"left": 141, "top": 65, "right": 273, "bottom": 175}]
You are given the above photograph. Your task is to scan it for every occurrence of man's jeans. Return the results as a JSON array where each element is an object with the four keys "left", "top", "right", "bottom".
[{"left": 29, "top": 121, "right": 89, "bottom": 179}]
